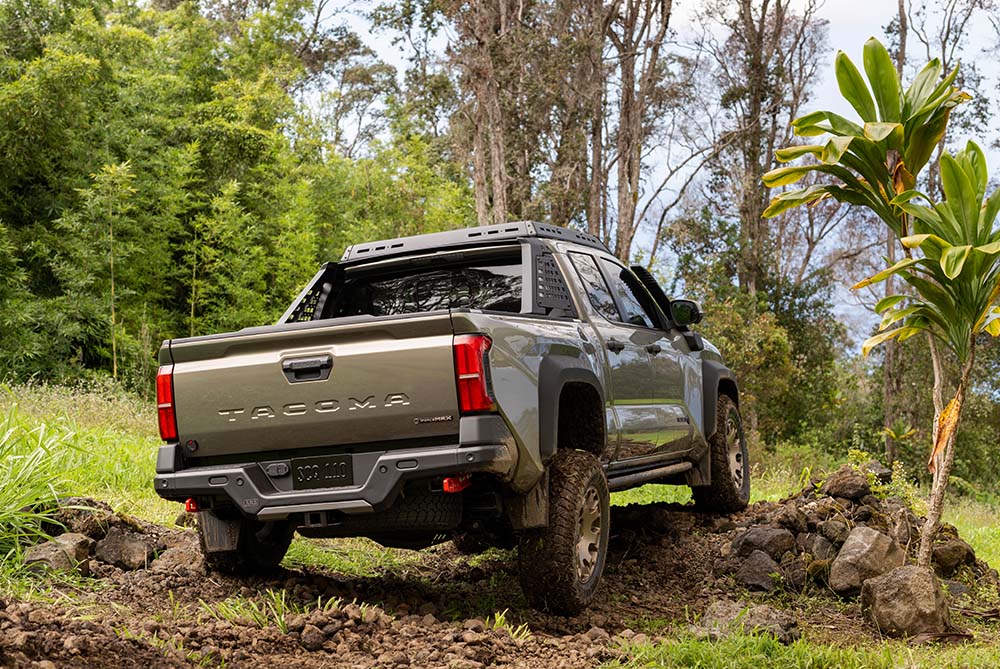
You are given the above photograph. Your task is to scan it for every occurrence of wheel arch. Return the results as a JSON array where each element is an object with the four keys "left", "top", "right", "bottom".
[
  {"left": 702, "top": 360, "right": 740, "bottom": 441},
  {"left": 538, "top": 356, "right": 605, "bottom": 463}
]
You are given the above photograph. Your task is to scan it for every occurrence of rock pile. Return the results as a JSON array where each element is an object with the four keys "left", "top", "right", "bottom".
[{"left": 713, "top": 464, "right": 992, "bottom": 637}]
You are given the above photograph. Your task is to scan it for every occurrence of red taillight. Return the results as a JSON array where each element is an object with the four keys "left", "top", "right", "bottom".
[
  {"left": 443, "top": 474, "right": 471, "bottom": 494},
  {"left": 453, "top": 334, "right": 494, "bottom": 414},
  {"left": 157, "top": 365, "right": 178, "bottom": 441}
]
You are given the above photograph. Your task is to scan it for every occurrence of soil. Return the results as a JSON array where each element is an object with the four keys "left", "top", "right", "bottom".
[{"left": 1, "top": 487, "right": 996, "bottom": 668}]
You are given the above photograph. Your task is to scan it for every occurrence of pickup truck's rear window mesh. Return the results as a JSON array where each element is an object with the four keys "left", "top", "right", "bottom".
[{"left": 329, "top": 261, "right": 523, "bottom": 317}]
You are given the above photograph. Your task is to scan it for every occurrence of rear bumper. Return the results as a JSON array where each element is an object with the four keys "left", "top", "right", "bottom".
[{"left": 153, "top": 438, "right": 516, "bottom": 521}]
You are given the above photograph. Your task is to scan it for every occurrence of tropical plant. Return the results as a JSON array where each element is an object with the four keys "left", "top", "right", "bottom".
[
  {"left": 858, "top": 141, "right": 1000, "bottom": 565},
  {"left": 761, "top": 37, "right": 1000, "bottom": 569},
  {"left": 761, "top": 37, "right": 968, "bottom": 232}
]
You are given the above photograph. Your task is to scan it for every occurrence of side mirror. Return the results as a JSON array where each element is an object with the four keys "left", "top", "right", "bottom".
[{"left": 669, "top": 299, "right": 703, "bottom": 327}]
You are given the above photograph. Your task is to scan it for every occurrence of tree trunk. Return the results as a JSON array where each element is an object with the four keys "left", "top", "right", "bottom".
[
  {"left": 917, "top": 337, "right": 975, "bottom": 569},
  {"left": 884, "top": 1, "right": 906, "bottom": 464},
  {"left": 472, "top": 103, "right": 491, "bottom": 227}
]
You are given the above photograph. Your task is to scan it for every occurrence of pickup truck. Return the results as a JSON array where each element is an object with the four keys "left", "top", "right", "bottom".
[{"left": 153, "top": 221, "right": 748, "bottom": 614}]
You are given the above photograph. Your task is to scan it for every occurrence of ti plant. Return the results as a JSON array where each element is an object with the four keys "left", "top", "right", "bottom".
[
  {"left": 761, "top": 37, "right": 968, "bottom": 233},
  {"left": 761, "top": 37, "right": 1000, "bottom": 569}
]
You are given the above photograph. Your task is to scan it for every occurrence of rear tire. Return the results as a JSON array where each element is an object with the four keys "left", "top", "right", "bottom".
[
  {"left": 692, "top": 394, "right": 750, "bottom": 513},
  {"left": 197, "top": 511, "right": 293, "bottom": 574},
  {"left": 517, "top": 450, "right": 609, "bottom": 615}
]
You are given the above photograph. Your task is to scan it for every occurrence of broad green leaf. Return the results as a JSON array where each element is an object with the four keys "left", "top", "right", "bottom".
[
  {"left": 900, "top": 274, "right": 958, "bottom": 322},
  {"left": 862, "top": 328, "right": 905, "bottom": 356},
  {"left": 791, "top": 110, "right": 827, "bottom": 129},
  {"left": 864, "top": 122, "right": 903, "bottom": 147},
  {"left": 852, "top": 257, "right": 921, "bottom": 289},
  {"left": 981, "top": 188, "right": 1000, "bottom": 233},
  {"left": 901, "top": 233, "right": 951, "bottom": 260},
  {"left": 975, "top": 241, "right": 1000, "bottom": 255},
  {"left": 904, "top": 109, "right": 950, "bottom": 176},
  {"left": 835, "top": 51, "right": 877, "bottom": 122},
  {"left": 896, "top": 326, "right": 925, "bottom": 343},
  {"left": 863, "top": 38, "right": 902, "bottom": 122},
  {"left": 940, "top": 244, "right": 972, "bottom": 279},
  {"left": 761, "top": 165, "right": 817, "bottom": 187},
  {"left": 964, "top": 140, "right": 988, "bottom": 200},
  {"left": 903, "top": 59, "right": 942, "bottom": 117},
  {"left": 774, "top": 145, "right": 823, "bottom": 162},
  {"left": 823, "top": 112, "right": 865, "bottom": 136},
  {"left": 879, "top": 305, "right": 923, "bottom": 331},
  {"left": 762, "top": 185, "right": 827, "bottom": 218},
  {"left": 821, "top": 136, "right": 854, "bottom": 164},
  {"left": 874, "top": 294, "right": 907, "bottom": 313},
  {"left": 940, "top": 153, "right": 978, "bottom": 239}
]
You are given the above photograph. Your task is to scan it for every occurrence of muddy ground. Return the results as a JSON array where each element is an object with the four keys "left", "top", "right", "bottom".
[{"left": 0, "top": 492, "right": 992, "bottom": 669}]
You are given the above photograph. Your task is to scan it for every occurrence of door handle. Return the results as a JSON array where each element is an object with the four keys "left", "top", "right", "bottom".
[
  {"left": 645, "top": 343, "right": 662, "bottom": 355},
  {"left": 607, "top": 338, "right": 626, "bottom": 353},
  {"left": 281, "top": 355, "right": 333, "bottom": 383}
]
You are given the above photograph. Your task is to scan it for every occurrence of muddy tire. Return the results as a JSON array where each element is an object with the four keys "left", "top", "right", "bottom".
[
  {"left": 197, "top": 511, "right": 293, "bottom": 574},
  {"left": 517, "top": 450, "right": 609, "bottom": 615},
  {"left": 692, "top": 394, "right": 750, "bottom": 513}
]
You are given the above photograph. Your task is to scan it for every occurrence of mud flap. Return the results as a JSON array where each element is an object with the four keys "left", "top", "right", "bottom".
[
  {"left": 507, "top": 470, "right": 549, "bottom": 529},
  {"left": 200, "top": 511, "right": 240, "bottom": 552}
]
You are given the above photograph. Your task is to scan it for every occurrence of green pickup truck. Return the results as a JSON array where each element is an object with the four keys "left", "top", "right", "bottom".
[{"left": 153, "top": 221, "right": 748, "bottom": 614}]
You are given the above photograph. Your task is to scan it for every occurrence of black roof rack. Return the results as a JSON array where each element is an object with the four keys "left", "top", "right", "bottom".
[{"left": 340, "top": 221, "right": 610, "bottom": 262}]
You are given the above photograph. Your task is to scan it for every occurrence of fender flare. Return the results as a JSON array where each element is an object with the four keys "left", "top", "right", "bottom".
[
  {"left": 538, "top": 355, "right": 605, "bottom": 463},
  {"left": 702, "top": 360, "right": 740, "bottom": 440}
]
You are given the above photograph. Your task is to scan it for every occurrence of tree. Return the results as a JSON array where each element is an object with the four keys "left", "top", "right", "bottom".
[{"left": 762, "top": 38, "right": 998, "bottom": 569}]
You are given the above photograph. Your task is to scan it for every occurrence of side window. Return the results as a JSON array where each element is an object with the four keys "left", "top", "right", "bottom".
[
  {"left": 598, "top": 259, "right": 659, "bottom": 329},
  {"left": 569, "top": 253, "right": 622, "bottom": 322}
]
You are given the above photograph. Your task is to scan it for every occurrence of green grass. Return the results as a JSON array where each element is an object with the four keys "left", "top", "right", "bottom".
[
  {"left": 605, "top": 633, "right": 1000, "bottom": 669},
  {"left": 282, "top": 536, "right": 423, "bottom": 577}
]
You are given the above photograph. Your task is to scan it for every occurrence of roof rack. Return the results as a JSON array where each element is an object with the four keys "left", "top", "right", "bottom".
[{"left": 340, "top": 221, "right": 610, "bottom": 262}]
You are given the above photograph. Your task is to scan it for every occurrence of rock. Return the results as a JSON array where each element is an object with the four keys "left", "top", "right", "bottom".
[
  {"left": 95, "top": 527, "right": 156, "bottom": 570},
  {"left": 772, "top": 505, "right": 807, "bottom": 535},
  {"left": 797, "top": 533, "right": 835, "bottom": 561},
  {"left": 24, "top": 533, "right": 94, "bottom": 575},
  {"left": 174, "top": 512, "right": 197, "bottom": 528},
  {"left": 932, "top": 539, "right": 975, "bottom": 576},
  {"left": 829, "top": 526, "right": 905, "bottom": 596},
  {"left": 735, "top": 550, "right": 780, "bottom": 591},
  {"left": 729, "top": 528, "right": 796, "bottom": 561},
  {"left": 584, "top": 627, "right": 609, "bottom": 642},
  {"left": 150, "top": 544, "right": 204, "bottom": 574},
  {"left": 806, "top": 558, "right": 830, "bottom": 582},
  {"left": 861, "top": 566, "right": 950, "bottom": 637},
  {"left": 300, "top": 624, "right": 325, "bottom": 651},
  {"left": 698, "top": 599, "right": 800, "bottom": 644},
  {"left": 861, "top": 460, "right": 892, "bottom": 484},
  {"left": 818, "top": 520, "right": 849, "bottom": 545},
  {"left": 820, "top": 465, "right": 871, "bottom": 501},
  {"left": 463, "top": 618, "right": 485, "bottom": 633}
]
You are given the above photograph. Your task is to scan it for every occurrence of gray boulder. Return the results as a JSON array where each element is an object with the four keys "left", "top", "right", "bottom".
[
  {"left": 830, "top": 526, "right": 904, "bottom": 595},
  {"left": 24, "top": 533, "right": 94, "bottom": 575},
  {"left": 694, "top": 599, "right": 800, "bottom": 644},
  {"left": 861, "top": 565, "right": 950, "bottom": 637},
  {"left": 820, "top": 465, "right": 871, "bottom": 501},
  {"left": 818, "top": 519, "right": 849, "bottom": 545},
  {"left": 95, "top": 527, "right": 156, "bottom": 570},
  {"left": 796, "top": 533, "right": 835, "bottom": 561},
  {"left": 932, "top": 539, "right": 975, "bottom": 576},
  {"left": 735, "top": 550, "right": 780, "bottom": 591},
  {"left": 729, "top": 527, "right": 796, "bottom": 561},
  {"left": 772, "top": 505, "right": 808, "bottom": 535}
]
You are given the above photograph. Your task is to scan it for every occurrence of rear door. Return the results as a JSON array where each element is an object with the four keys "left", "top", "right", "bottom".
[
  {"left": 567, "top": 253, "right": 660, "bottom": 461},
  {"left": 594, "top": 258, "right": 693, "bottom": 460}
]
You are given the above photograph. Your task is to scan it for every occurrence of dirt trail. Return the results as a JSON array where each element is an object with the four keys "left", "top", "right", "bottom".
[{"left": 1, "top": 484, "right": 994, "bottom": 668}]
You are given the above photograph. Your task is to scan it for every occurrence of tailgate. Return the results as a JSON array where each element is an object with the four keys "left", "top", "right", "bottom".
[{"left": 167, "top": 313, "right": 459, "bottom": 459}]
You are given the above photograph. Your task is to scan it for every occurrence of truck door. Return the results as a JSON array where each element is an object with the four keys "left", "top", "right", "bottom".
[
  {"left": 595, "top": 259, "right": 694, "bottom": 460},
  {"left": 567, "top": 253, "right": 661, "bottom": 462}
]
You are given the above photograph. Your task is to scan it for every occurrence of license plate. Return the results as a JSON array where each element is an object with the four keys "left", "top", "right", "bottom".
[{"left": 291, "top": 454, "right": 354, "bottom": 490}]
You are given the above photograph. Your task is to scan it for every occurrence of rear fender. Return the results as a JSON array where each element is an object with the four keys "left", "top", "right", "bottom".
[{"left": 538, "top": 356, "right": 605, "bottom": 463}]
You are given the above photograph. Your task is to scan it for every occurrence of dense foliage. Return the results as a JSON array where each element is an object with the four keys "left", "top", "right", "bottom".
[{"left": 0, "top": 0, "right": 473, "bottom": 389}]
